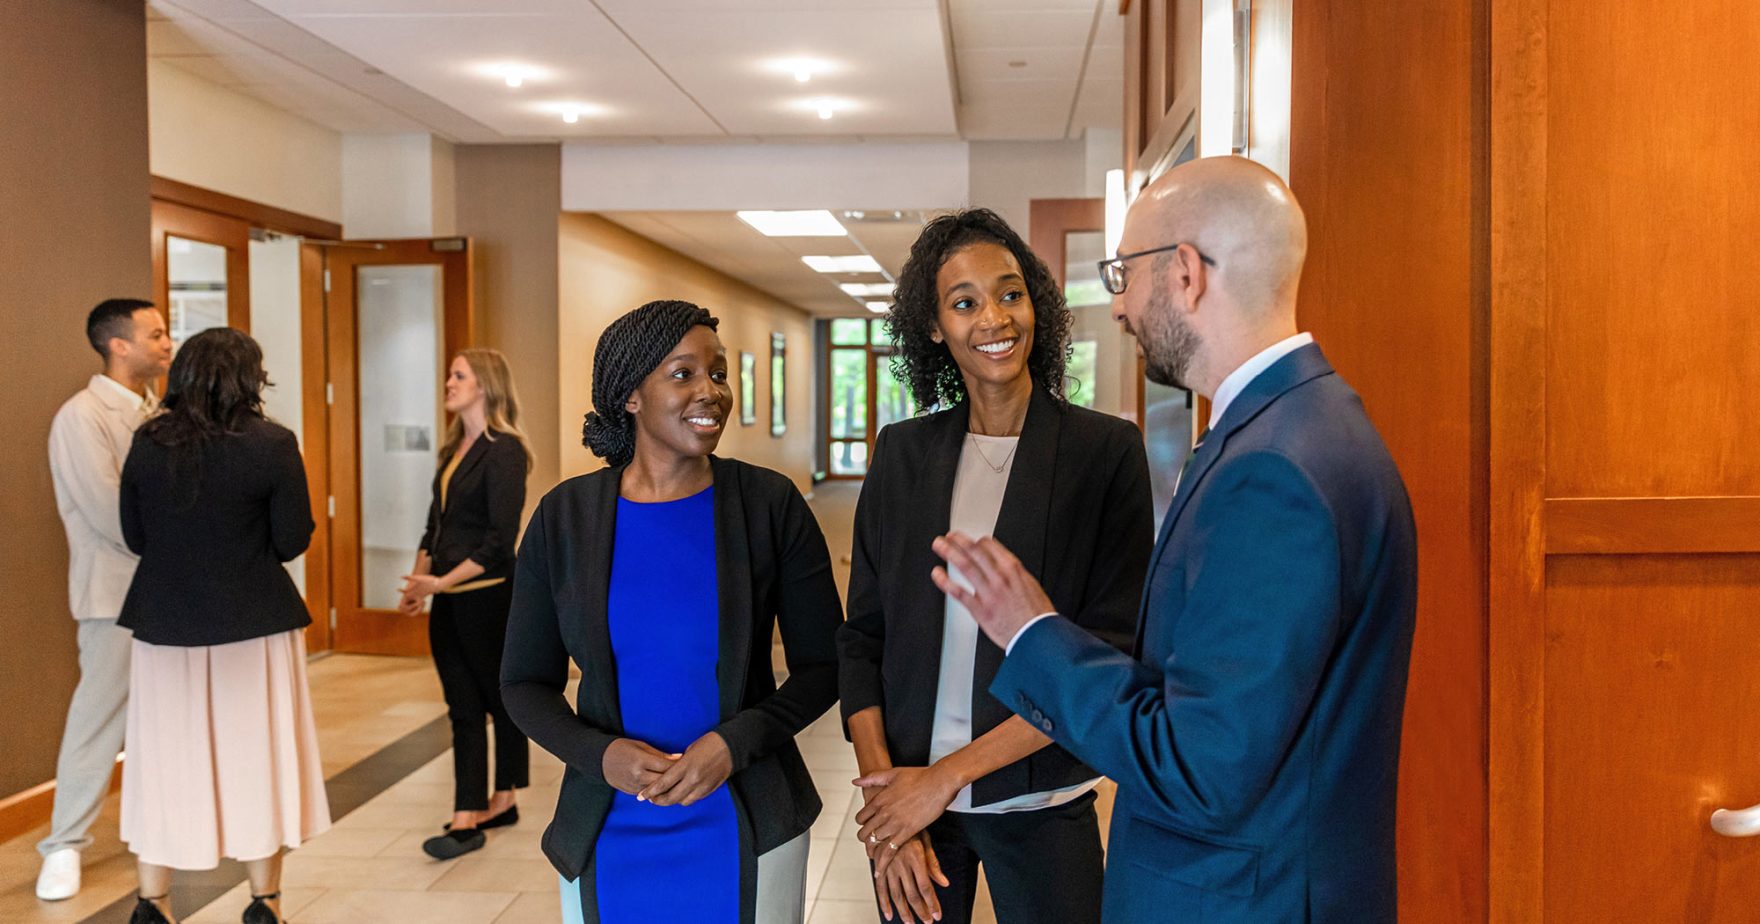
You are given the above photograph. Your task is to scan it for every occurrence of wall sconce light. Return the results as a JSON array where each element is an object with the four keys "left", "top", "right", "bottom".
[{"left": 1200, "top": 0, "right": 1251, "bottom": 157}]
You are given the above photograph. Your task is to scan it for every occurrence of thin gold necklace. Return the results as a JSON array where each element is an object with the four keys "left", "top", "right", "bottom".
[{"left": 967, "top": 432, "right": 1019, "bottom": 473}]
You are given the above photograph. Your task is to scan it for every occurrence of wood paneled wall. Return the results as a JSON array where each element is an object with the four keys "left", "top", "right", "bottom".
[{"left": 1490, "top": 0, "right": 1760, "bottom": 919}]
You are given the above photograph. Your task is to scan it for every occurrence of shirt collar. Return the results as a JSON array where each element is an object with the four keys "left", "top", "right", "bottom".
[
  {"left": 1207, "top": 332, "right": 1314, "bottom": 430},
  {"left": 90, "top": 373, "right": 157, "bottom": 414}
]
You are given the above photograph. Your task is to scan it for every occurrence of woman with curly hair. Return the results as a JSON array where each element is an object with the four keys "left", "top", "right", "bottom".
[
  {"left": 501, "top": 300, "right": 843, "bottom": 923},
  {"left": 837, "top": 209, "right": 1154, "bottom": 924}
]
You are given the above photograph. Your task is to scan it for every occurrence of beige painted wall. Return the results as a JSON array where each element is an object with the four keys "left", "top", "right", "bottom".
[
  {"left": 1, "top": 0, "right": 152, "bottom": 798},
  {"left": 454, "top": 145, "right": 562, "bottom": 517},
  {"left": 147, "top": 60, "right": 342, "bottom": 224},
  {"left": 558, "top": 214, "right": 817, "bottom": 491}
]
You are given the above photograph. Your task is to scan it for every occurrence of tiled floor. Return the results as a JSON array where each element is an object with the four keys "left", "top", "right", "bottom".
[{"left": 1, "top": 481, "right": 1107, "bottom": 923}]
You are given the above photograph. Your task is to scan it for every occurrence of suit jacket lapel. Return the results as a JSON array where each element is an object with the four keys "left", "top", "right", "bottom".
[
  {"left": 903, "top": 403, "right": 967, "bottom": 674},
  {"left": 712, "top": 456, "right": 754, "bottom": 721},
  {"left": 445, "top": 432, "right": 493, "bottom": 501},
  {"left": 1133, "top": 344, "right": 1338, "bottom": 653},
  {"left": 579, "top": 466, "right": 623, "bottom": 733},
  {"left": 977, "top": 388, "right": 1058, "bottom": 703}
]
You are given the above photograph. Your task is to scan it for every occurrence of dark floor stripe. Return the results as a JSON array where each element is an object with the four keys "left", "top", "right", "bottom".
[{"left": 80, "top": 715, "right": 453, "bottom": 923}]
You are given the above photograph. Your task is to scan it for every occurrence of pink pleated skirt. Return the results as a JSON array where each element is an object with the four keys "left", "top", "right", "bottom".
[{"left": 121, "top": 629, "right": 331, "bottom": 870}]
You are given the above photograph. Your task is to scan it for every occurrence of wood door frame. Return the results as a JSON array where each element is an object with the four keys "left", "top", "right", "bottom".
[
  {"left": 324, "top": 238, "right": 474, "bottom": 656},
  {"left": 149, "top": 179, "right": 343, "bottom": 651},
  {"left": 151, "top": 199, "right": 251, "bottom": 334},
  {"left": 1487, "top": 0, "right": 1550, "bottom": 918}
]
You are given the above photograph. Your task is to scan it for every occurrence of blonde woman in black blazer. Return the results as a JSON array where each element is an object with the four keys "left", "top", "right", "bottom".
[
  {"left": 397, "top": 348, "right": 533, "bottom": 860},
  {"left": 502, "top": 300, "right": 842, "bottom": 924},
  {"left": 837, "top": 210, "right": 1153, "bottom": 924}
]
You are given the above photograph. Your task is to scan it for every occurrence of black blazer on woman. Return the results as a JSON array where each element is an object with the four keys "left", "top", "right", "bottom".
[
  {"left": 501, "top": 456, "right": 843, "bottom": 914},
  {"left": 119, "top": 417, "right": 314, "bottom": 647},
  {"left": 418, "top": 430, "right": 527, "bottom": 583},
  {"left": 837, "top": 386, "right": 1153, "bottom": 806}
]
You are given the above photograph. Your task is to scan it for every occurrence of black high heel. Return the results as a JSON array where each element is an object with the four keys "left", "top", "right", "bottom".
[
  {"left": 129, "top": 894, "right": 173, "bottom": 924},
  {"left": 242, "top": 891, "right": 283, "bottom": 924}
]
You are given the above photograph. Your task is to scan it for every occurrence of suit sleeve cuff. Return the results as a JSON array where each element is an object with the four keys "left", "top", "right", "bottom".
[{"left": 1005, "top": 612, "right": 1060, "bottom": 656}]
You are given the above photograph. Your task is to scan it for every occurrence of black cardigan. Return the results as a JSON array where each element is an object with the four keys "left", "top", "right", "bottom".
[
  {"left": 418, "top": 430, "right": 526, "bottom": 582},
  {"left": 118, "top": 417, "right": 314, "bottom": 646},
  {"left": 837, "top": 387, "right": 1153, "bottom": 805},
  {"left": 501, "top": 456, "right": 842, "bottom": 917}
]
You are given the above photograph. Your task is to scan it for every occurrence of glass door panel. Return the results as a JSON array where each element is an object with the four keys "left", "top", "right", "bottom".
[
  {"left": 1064, "top": 230, "right": 1127, "bottom": 415},
  {"left": 166, "top": 236, "right": 231, "bottom": 347},
  {"left": 356, "top": 265, "right": 443, "bottom": 611},
  {"left": 324, "top": 238, "right": 473, "bottom": 656}
]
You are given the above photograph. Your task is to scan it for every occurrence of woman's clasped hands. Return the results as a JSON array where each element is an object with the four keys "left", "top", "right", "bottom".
[
  {"left": 853, "top": 766, "right": 959, "bottom": 923},
  {"left": 601, "top": 733, "right": 733, "bottom": 806}
]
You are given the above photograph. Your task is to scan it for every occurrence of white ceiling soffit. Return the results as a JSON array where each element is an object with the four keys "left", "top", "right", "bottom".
[
  {"left": 148, "top": 0, "right": 502, "bottom": 140},
  {"left": 600, "top": 209, "right": 932, "bottom": 316},
  {"left": 949, "top": 0, "right": 1123, "bottom": 141}
]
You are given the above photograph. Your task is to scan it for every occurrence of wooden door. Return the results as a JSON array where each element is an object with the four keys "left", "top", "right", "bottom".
[
  {"left": 151, "top": 199, "right": 250, "bottom": 341},
  {"left": 1490, "top": 0, "right": 1760, "bottom": 919},
  {"left": 322, "top": 238, "right": 473, "bottom": 656}
]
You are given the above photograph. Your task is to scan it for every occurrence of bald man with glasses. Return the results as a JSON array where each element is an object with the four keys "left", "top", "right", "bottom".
[{"left": 931, "top": 156, "right": 1418, "bottom": 923}]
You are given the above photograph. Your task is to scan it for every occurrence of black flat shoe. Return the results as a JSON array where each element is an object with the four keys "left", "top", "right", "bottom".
[
  {"left": 443, "top": 805, "right": 519, "bottom": 832},
  {"left": 242, "top": 892, "right": 283, "bottom": 924},
  {"left": 422, "top": 828, "right": 486, "bottom": 860},
  {"left": 129, "top": 895, "right": 172, "bottom": 924}
]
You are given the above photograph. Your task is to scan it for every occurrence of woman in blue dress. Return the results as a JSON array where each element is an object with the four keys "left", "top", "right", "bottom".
[{"left": 502, "top": 300, "right": 843, "bottom": 924}]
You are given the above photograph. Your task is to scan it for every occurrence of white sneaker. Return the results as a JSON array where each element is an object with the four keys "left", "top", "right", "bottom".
[{"left": 36, "top": 848, "right": 81, "bottom": 901}]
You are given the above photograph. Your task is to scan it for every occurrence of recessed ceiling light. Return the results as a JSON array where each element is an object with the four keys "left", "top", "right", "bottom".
[
  {"left": 736, "top": 210, "right": 847, "bottom": 237},
  {"left": 473, "top": 62, "right": 548, "bottom": 89},
  {"left": 865, "top": 301, "right": 891, "bottom": 313},
  {"left": 536, "top": 101, "right": 607, "bottom": 123},
  {"left": 767, "top": 57, "right": 832, "bottom": 83},
  {"left": 840, "top": 283, "right": 894, "bottom": 297},
  {"left": 802, "top": 255, "right": 882, "bottom": 274}
]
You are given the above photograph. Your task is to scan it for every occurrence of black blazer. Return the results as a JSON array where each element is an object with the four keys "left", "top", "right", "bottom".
[
  {"left": 501, "top": 456, "right": 842, "bottom": 915},
  {"left": 837, "top": 387, "right": 1153, "bottom": 805},
  {"left": 118, "top": 417, "right": 314, "bottom": 647},
  {"left": 418, "top": 430, "right": 527, "bottom": 582}
]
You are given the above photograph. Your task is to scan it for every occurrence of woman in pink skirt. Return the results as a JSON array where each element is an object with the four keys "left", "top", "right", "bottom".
[{"left": 117, "top": 328, "right": 329, "bottom": 924}]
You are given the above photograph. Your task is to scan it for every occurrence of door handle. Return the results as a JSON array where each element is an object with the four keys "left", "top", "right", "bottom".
[{"left": 1711, "top": 804, "right": 1760, "bottom": 837}]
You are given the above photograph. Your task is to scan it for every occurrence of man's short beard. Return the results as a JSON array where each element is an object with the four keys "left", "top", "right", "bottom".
[{"left": 1141, "top": 282, "right": 1200, "bottom": 390}]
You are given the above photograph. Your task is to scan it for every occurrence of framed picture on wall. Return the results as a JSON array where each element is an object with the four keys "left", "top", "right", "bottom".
[
  {"left": 740, "top": 351, "right": 757, "bottom": 426},
  {"left": 770, "top": 332, "right": 787, "bottom": 437}
]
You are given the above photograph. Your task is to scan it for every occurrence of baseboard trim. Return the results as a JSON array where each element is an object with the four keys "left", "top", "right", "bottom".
[{"left": 0, "top": 757, "right": 124, "bottom": 847}]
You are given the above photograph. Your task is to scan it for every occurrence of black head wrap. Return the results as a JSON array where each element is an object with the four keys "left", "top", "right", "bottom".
[{"left": 582, "top": 299, "right": 719, "bottom": 467}]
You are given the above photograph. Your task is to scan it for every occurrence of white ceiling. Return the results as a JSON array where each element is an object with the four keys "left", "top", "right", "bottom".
[
  {"left": 145, "top": 0, "right": 1123, "bottom": 316},
  {"left": 147, "top": 0, "right": 1121, "bottom": 142}
]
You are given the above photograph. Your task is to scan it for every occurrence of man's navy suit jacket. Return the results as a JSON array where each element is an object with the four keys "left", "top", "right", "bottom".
[{"left": 993, "top": 344, "right": 1418, "bottom": 922}]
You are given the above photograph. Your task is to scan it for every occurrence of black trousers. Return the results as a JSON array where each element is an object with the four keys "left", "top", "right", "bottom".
[
  {"left": 885, "top": 790, "right": 1104, "bottom": 924},
  {"left": 429, "top": 581, "right": 529, "bottom": 811}
]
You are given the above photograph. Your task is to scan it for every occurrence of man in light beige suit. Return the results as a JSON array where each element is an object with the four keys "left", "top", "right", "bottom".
[{"left": 37, "top": 299, "right": 171, "bottom": 901}]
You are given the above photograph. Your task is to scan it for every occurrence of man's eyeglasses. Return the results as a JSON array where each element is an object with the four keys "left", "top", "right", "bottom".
[{"left": 1097, "top": 243, "right": 1217, "bottom": 295}]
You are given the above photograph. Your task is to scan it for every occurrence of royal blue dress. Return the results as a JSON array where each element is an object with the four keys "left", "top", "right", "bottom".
[{"left": 590, "top": 486, "right": 738, "bottom": 922}]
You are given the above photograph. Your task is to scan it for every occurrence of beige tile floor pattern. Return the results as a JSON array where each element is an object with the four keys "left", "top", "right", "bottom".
[{"left": 1, "top": 481, "right": 1111, "bottom": 923}]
